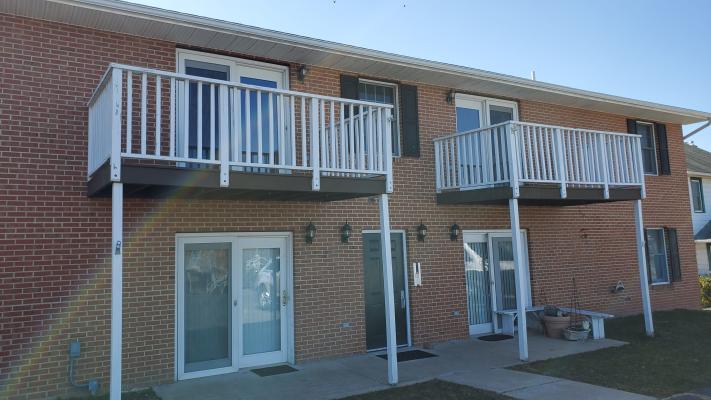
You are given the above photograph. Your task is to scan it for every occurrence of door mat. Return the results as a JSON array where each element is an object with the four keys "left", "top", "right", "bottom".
[
  {"left": 252, "top": 365, "right": 298, "bottom": 377},
  {"left": 377, "top": 350, "right": 437, "bottom": 362},
  {"left": 478, "top": 334, "right": 513, "bottom": 341}
]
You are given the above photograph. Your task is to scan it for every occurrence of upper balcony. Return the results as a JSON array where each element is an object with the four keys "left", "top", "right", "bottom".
[
  {"left": 434, "top": 121, "right": 645, "bottom": 206},
  {"left": 87, "top": 64, "right": 393, "bottom": 201}
]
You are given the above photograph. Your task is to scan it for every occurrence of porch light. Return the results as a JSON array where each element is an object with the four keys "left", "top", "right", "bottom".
[
  {"left": 305, "top": 222, "right": 317, "bottom": 244},
  {"left": 417, "top": 221, "right": 427, "bottom": 241},
  {"left": 341, "top": 222, "right": 352, "bottom": 243},
  {"left": 446, "top": 90, "right": 456, "bottom": 104},
  {"left": 297, "top": 65, "right": 309, "bottom": 82},
  {"left": 450, "top": 223, "right": 460, "bottom": 241}
]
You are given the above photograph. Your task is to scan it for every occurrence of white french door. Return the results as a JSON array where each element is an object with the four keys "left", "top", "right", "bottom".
[
  {"left": 175, "top": 49, "right": 291, "bottom": 167},
  {"left": 236, "top": 236, "right": 288, "bottom": 368},
  {"left": 463, "top": 231, "right": 531, "bottom": 335},
  {"left": 176, "top": 233, "right": 291, "bottom": 380}
]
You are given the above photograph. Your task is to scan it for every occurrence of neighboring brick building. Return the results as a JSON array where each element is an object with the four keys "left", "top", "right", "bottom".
[{"left": 0, "top": 1, "right": 707, "bottom": 399}]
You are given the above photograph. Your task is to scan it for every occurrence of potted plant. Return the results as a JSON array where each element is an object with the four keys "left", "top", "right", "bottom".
[
  {"left": 563, "top": 277, "right": 590, "bottom": 341},
  {"left": 564, "top": 319, "right": 591, "bottom": 341},
  {"left": 542, "top": 305, "right": 570, "bottom": 339}
]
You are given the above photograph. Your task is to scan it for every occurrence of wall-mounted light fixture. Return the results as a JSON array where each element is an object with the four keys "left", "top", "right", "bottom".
[
  {"left": 305, "top": 222, "right": 317, "bottom": 244},
  {"left": 297, "top": 65, "right": 310, "bottom": 82},
  {"left": 450, "top": 223, "right": 460, "bottom": 241},
  {"left": 417, "top": 221, "right": 428, "bottom": 242},
  {"left": 446, "top": 90, "right": 456, "bottom": 104},
  {"left": 341, "top": 221, "right": 352, "bottom": 243}
]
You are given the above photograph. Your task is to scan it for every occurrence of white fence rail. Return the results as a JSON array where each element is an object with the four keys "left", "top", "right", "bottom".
[
  {"left": 434, "top": 121, "right": 645, "bottom": 199},
  {"left": 87, "top": 63, "right": 393, "bottom": 192}
]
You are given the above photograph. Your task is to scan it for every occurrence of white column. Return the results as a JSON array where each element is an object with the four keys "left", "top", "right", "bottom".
[
  {"left": 379, "top": 194, "right": 398, "bottom": 384},
  {"left": 634, "top": 199, "right": 654, "bottom": 336},
  {"left": 509, "top": 198, "right": 528, "bottom": 361},
  {"left": 110, "top": 182, "right": 123, "bottom": 400}
]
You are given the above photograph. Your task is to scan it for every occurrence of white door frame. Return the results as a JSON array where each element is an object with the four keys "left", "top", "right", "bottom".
[
  {"left": 175, "top": 232, "right": 294, "bottom": 381},
  {"left": 362, "top": 229, "right": 412, "bottom": 348},
  {"left": 454, "top": 93, "right": 519, "bottom": 127},
  {"left": 462, "top": 229, "right": 530, "bottom": 335}
]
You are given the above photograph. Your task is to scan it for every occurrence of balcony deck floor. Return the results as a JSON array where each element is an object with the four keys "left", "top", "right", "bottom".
[{"left": 87, "top": 161, "right": 386, "bottom": 201}]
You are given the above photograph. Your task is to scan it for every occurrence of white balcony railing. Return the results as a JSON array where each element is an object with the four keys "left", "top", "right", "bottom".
[
  {"left": 88, "top": 64, "right": 394, "bottom": 192},
  {"left": 434, "top": 121, "right": 645, "bottom": 199}
]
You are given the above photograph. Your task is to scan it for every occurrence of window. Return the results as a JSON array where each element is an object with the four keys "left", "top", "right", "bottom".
[
  {"left": 646, "top": 228, "right": 670, "bottom": 284},
  {"left": 358, "top": 79, "right": 400, "bottom": 156},
  {"left": 691, "top": 177, "right": 705, "bottom": 213},
  {"left": 455, "top": 94, "right": 518, "bottom": 133},
  {"left": 637, "top": 122, "right": 658, "bottom": 175}
]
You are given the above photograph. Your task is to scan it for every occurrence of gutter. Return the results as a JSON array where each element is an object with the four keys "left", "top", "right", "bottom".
[
  {"left": 684, "top": 119, "right": 711, "bottom": 140},
  {"left": 45, "top": 0, "right": 711, "bottom": 123}
]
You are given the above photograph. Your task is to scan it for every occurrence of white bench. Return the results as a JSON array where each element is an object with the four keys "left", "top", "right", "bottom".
[{"left": 495, "top": 306, "right": 613, "bottom": 339}]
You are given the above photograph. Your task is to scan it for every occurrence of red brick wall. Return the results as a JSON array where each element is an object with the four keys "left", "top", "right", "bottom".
[{"left": 0, "top": 13, "right": 699, "bottom": 399}]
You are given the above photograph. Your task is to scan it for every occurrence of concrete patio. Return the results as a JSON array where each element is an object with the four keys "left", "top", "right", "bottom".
[{"left": 154, "top": 333, "right": 654, "bottom": 400}]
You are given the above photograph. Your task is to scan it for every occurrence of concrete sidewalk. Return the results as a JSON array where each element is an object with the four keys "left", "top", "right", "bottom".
[{"left": 155, "top": 334, "right": 653, "bottom": 400}]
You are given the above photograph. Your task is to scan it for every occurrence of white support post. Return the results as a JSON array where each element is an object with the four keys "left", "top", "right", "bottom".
[
  {"left": 219, "top": 85, "right": 229, "bottom": 187},
  {"left": 554, "top": 128, "right": 567, "bottom": 198},
  {"left": 599, "top": 135, "right": 610, "bottom": 199},
  {"left": 110, "top": 68, "right": 123, "bottom": 181},
  {"left": 384, "top": 108, "right": 394, "bottom": 193},
  {"left": 509, "top": 198, "right": 528, "bottom": 361},
  {"left": 507, "top": 123, "right": 520, "bottom": 198},
  {"left": 634, "top": 199, "right": 654, "bottom": 336},
  {"left": 310, "top": 98, "right": 320, "bottom": 191},
  {"left": 379, "top": 194, "right": 398, "bottom": 384},
  {"left": 110, "top": 182, "right": 123, "bottom": 400}
]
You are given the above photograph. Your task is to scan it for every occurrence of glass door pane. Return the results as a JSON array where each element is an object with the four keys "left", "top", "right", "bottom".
[
  {"left": 183, "top": 242, "right": 232, "bottom": 373},
  {"left": 241, "top": 246, "right": 282, "bottom": 356},
  {"left": 464, "top": 241, "right": 493, "bottom": 333},
  {"left": 184, "top": 60, "right": 230, "bottom": 161}
]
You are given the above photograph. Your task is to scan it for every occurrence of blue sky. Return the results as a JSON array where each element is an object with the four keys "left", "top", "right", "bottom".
[{"left": 130, "top": 0, "right": 711, "bottom": 149}]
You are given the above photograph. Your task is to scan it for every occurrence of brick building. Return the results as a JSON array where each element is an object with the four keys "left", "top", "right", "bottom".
[{"left": 0, "top": 1, "right": 708, "bottom": 399}]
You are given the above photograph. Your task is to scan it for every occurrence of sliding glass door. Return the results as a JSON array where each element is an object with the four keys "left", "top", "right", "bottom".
[
  {"left": 177, "top": 234, "right": 290, "bottom": 380},
  {"left": 462, "top": 231, "right": 530, "bottom": 335}
]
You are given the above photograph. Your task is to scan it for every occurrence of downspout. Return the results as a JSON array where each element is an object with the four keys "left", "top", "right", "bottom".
[{"left": 683, "top": 119, "right": 711, "bottom": 140}]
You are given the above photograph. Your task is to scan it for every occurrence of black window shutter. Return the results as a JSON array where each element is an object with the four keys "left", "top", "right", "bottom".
[
  {"left": 655, "top": 123, "right": 671, "bottom": 175},
  {"left": 643, "top": 228, "right": 652, "bottom": 284},
  {"left": 626, "top": 119, "right": 637, "bottom": 135},
  {"left": 400, "top": 84, "right": 420, "bottom": 157},
  {"left": 665, "top": 227, "right": 681, "bottom": 282}
]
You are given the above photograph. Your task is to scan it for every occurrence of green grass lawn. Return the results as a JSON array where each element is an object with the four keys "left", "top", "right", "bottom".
[
  {"left": 512, "top": 309, "right": 711, "bottom": 398},
  {"left": 341, "top": 380, "right": 513, "bottom": 400}
]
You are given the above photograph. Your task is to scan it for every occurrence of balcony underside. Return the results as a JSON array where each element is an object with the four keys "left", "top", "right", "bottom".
[
  {"left": 88, "top": 161, "right": 386, "bottom": 201},
  {"left": 436, "top": 184, "right": 642, "bottom": 206}
]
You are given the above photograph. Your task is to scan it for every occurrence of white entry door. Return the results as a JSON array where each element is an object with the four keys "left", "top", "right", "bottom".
[
  {"left": 463, "top": 231, "right": 531, "bottom": 335},
  {"left": 176, "top": 233, "right": 290, "bottom": 380}
]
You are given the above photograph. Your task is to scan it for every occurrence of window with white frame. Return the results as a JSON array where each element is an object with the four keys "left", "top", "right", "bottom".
[
  {"left": 646, "top": 228, "right": 670, "bottom": 284},
  {"left": 358, "top": 79, "right": 400, "bottom": 156},
  {"left": 691, "top": 177, "right": 705, "bottom": 213},
  {"left": 455, "top": 94, "right": 518, "bottom": 133},
  {"left": 637, "top": 122, "right": 658, "bottom": 175}
]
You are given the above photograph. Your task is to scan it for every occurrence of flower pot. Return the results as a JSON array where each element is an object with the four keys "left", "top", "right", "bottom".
[{"left": 542, "top": 314, "right": 571, "bottom": 338}]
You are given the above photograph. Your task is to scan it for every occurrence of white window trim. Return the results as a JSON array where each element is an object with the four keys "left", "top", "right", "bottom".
[
  {"left": 636, "top": 121, "right": 659, "bottom": 176},
  {"left": 691, "top": 177, "right": 705, "bottom": 213},
  {"left": 454, "top": 93, "right": 519, "bottom": 127},
  {"left": 647, "top": 227, "right": 671, "bottom": 285},
  {"left": 358, "top": 78, "right": 401, "bottom": 157}
]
